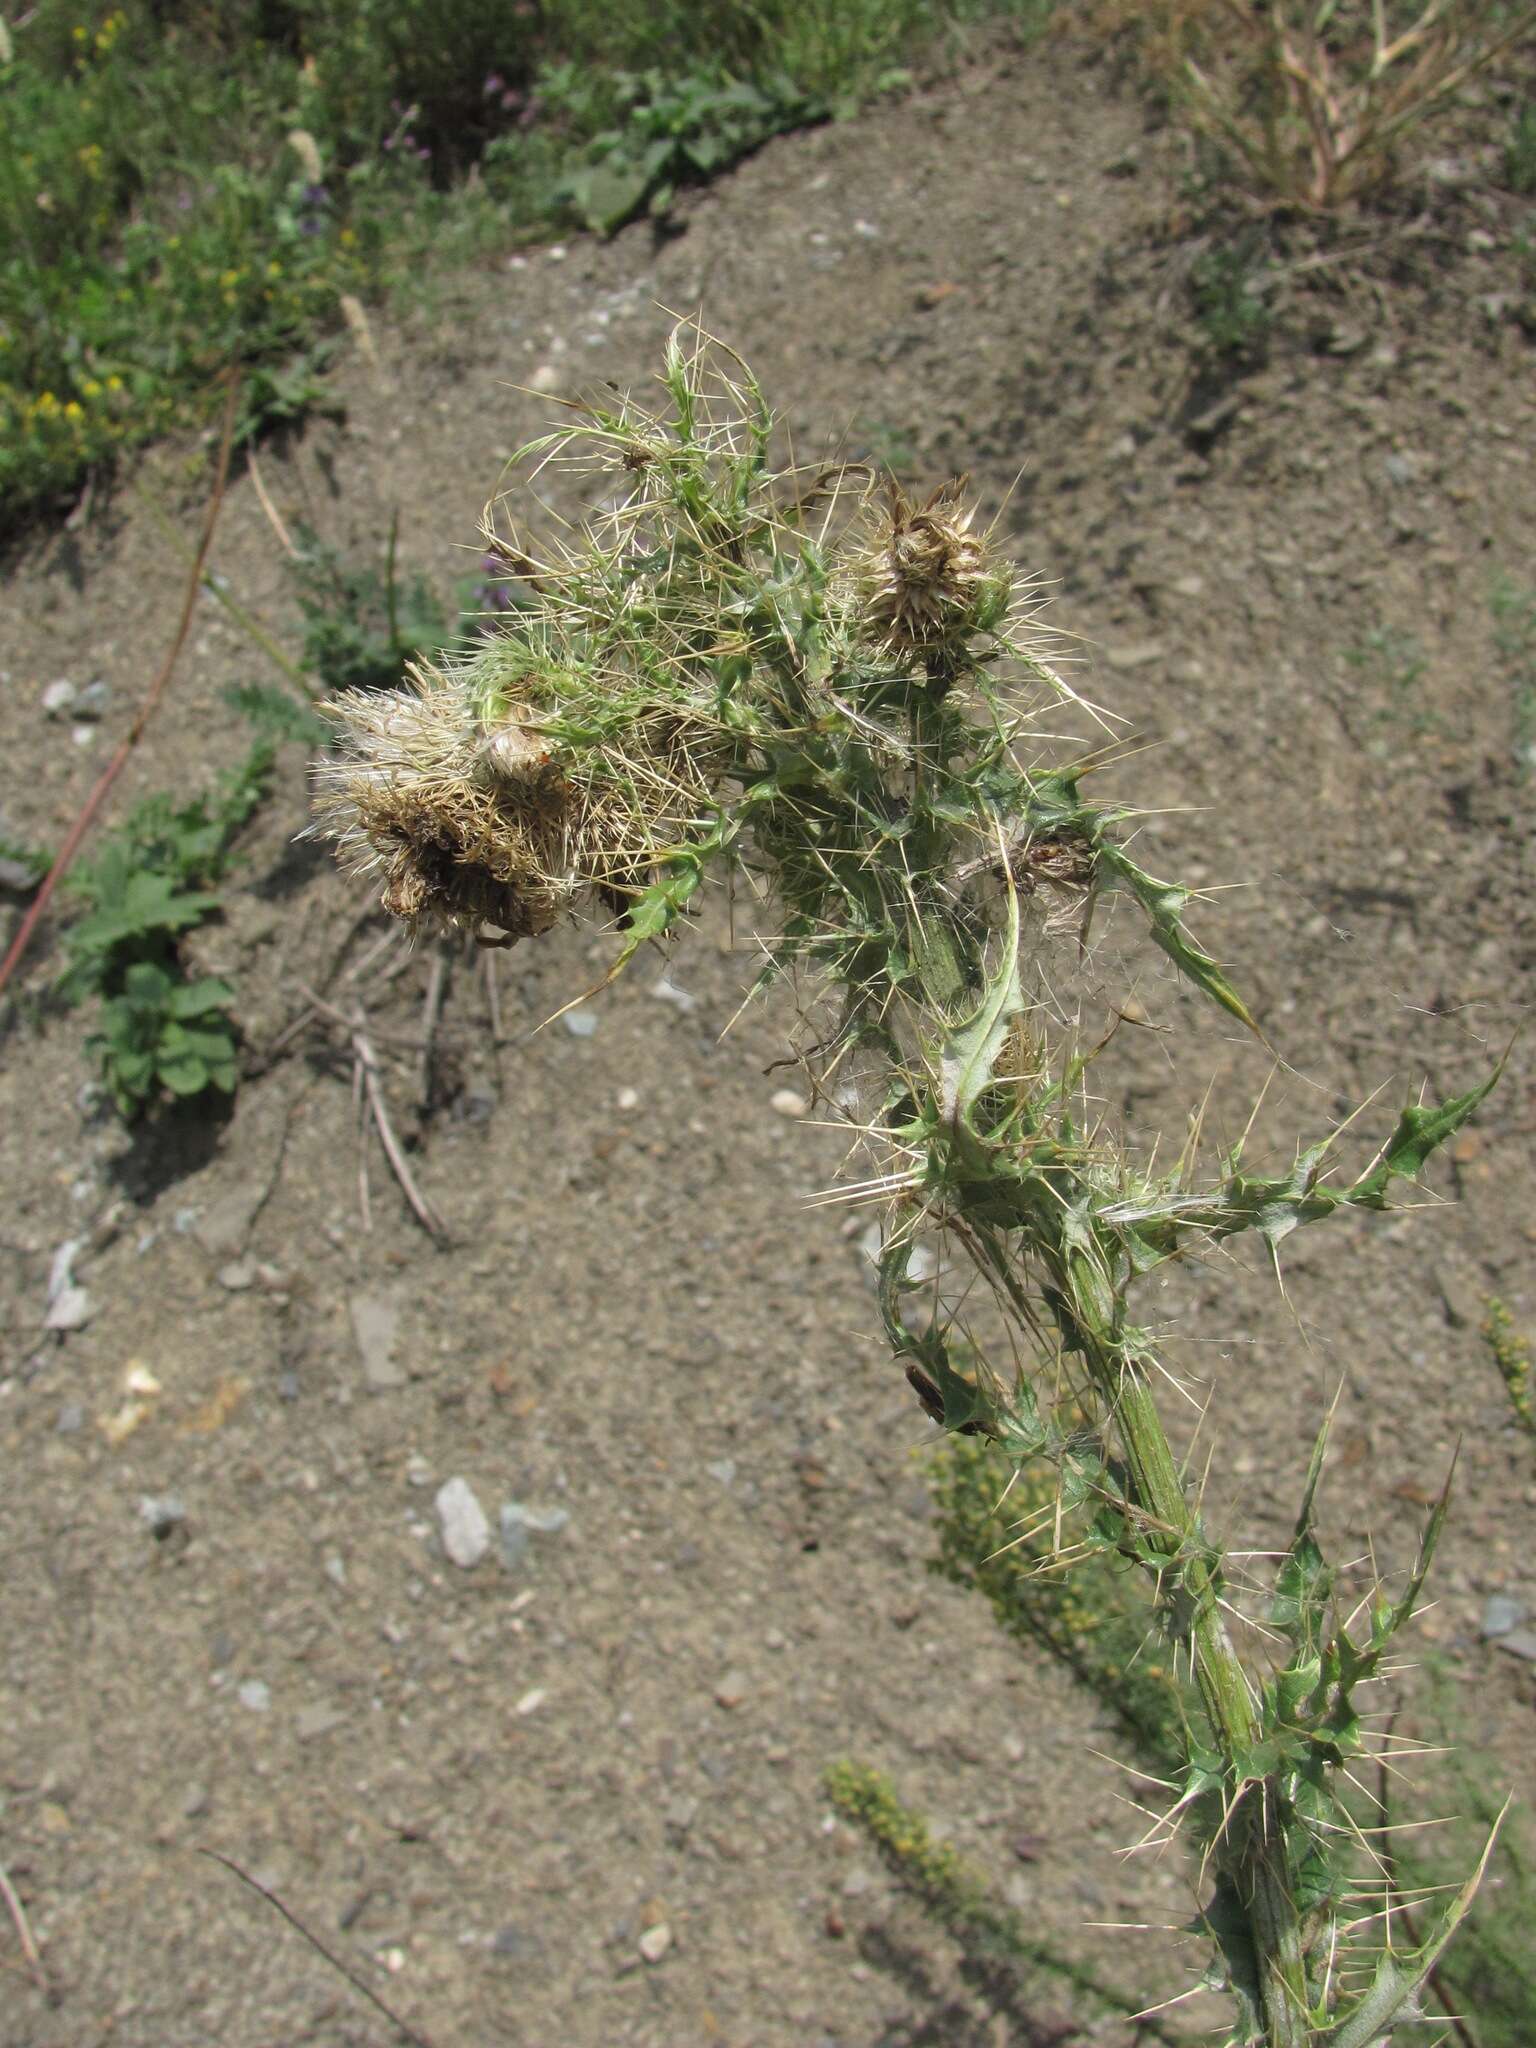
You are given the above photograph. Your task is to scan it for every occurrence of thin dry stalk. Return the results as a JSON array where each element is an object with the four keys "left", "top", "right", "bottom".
[
  {"left": 0, "top": 1859, "right": 49, "bottom": 1999},
  {"left": 351, "top": 1009, "right": 446, "bottom": 1240},
  {"left": 418, "top": 944, "right": 449, "bottom": 1108}
]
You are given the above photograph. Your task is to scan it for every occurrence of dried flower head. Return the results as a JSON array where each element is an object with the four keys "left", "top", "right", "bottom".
[
  {"left": 846, "top": 476, "right": 1011, "bottom": 657},
  {"left": 310, "top": 662, "right": 572, "bottom": 942}
]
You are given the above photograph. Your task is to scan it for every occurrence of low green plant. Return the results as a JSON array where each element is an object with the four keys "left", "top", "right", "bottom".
[
  {"left": 61, "top": 737, "right": 274, "bottom": 1119},
  {"left": 0, "top": 833, "right": 51, "bottom": 890},
  {"left": 288, "top": 516, "right": 452, "bottom": 693},
  {"left": 1504, "top": 99, "right": 1536, "bottom": 192},
  {"left": 1481, "top": 1295, "right": 1533, "bottom": 1437},
  {"left": 1366, "top": 1652, "right": 1536, "bottom": 2048},
  {"left": 1190, "top": 231, "right": 1273, "bottom": 359},
  {"left": 824, "top": 1759, "right": 1175, "bottom": 2035},
  {"left": 310, "top": 327, "right": 1501, "bottom": 2045},
  {"left": 928, "top": 1430, "right": 1186, "bottom": 1769},
  {"left": 548, "top": 66, "right": 826, "bottom": 235}
]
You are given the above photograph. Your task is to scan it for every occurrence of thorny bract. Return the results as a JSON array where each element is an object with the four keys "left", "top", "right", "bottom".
[{"left": 311, "top": 324, "right": 1500, "bottom": 2048}]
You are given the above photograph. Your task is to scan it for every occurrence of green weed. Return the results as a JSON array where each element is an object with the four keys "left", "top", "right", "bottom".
[
  {"left": 1343, "top": 622, "right": 1446, "bottom": 740},
  {"left": 1190, "top": 230, "right": 1272, "bottom": 361},
  {"left": 1482, "top": 1295, "right": 1533, "bottom": 1437},
  {"left": 823, "top": 1760, "right": 1175, "bottom": 2035},
  {"left": 1505, "top": 100, "right": 1536, "bottom": 193},
  {"left": 288, "top": 517, "right": 454, "bottom": 693},
  {"left": 61, "top": 736, "right": 273, "bottom": 1119},
  {"left": 548, "top": 67, "right": 825, "bottom": 236},
  {"left": 311, "top": 328, "right": 1502, "bottom": 2042}
]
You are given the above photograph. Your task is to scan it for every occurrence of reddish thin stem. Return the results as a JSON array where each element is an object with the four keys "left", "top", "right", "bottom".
[{"left": 0, "top": 374, "right": 241, "bottom": 1001}]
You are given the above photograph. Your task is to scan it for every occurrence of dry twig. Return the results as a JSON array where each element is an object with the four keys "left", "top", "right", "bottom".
[{"left": 0, "top": 1859, "right": 49, "bottom": 2000}]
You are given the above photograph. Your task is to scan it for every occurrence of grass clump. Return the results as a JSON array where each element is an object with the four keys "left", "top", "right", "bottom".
[
  {"left": 311, "top": 325, "right": 1501, "bottom": 2045},
  {"left": 1124, "top": 1, "right": 1536, "bottom": 213}
]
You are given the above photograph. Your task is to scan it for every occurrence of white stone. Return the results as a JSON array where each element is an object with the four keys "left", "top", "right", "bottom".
[{"left": 435, "top": 1477, "right": 490, "bottom": 1568}]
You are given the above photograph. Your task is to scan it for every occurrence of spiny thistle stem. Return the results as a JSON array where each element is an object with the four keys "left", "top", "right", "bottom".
[{"left": 310, "top": 325, "right": 1500, "bottom": 2048}]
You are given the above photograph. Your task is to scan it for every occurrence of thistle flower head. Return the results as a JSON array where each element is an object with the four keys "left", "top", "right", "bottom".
[
  {"left": 845, "top": 476, "right": 1011, "bottom": 658},
  {"left": 310, "top": 662, "right": 572, "bottom": 940}
]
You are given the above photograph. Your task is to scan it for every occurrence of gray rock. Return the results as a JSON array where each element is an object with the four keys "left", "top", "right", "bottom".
[
  {"left": 1481, "top": 1594, "right": 1523, "bottom": 1639},
  {"left": 41, "top": 678, "right": 77, "bottom": 717},
  {"left": 637, "top": 1922, "right": 672, "bottom": 1964},
  {"left": 194, "top": 1188, "right": 262, "bottom": 1260},
  {"left": 216, "top": 1257, "right": 258, "bottom": 1292},
  {"left": 706, "top": 1459, "right": 737, "bottom": 1487},
  {"left": 1103, "top": 641, "right": 1166, "bottom": 673},
  {"left": 181, "top": 1783, "right": 210, "bottom": 1819},
  {"left": 436, "top": 1477, "right": 490, "bottom": 1568},
  {"left": 74, "top": 680, "right": 111, "bottom": 720},
  {"left": 499, "top": 1499, "right": 570, "bottom": 1568},
  {"left": 44, "top": 1284, "right": 94, "bottom": 1332},
  {"left": 56, "top": 1402, "right": 85, "bottom": 1434},
  {"left": 138, "top": 1494, "right": 187, "bottom": 1537},
  {"left": 294, "top": 1703, "right": 347, "bottom": 1743},
  {"left": 1495, "top": 1627, "right": 1536, "bottom": 1664},
  {"left": 238, "top": 1680, "right": 271, "bottom": 1712},
  {"left": 562, "top": 1008, "right": 599, "bottom": 1038},
  {"left": 0, "top": 851, "right": 38, "bottom": 891},
  {"left": 350, "top": 1293, "right": 404, "bottom": 1389},
  {"left": 651, "top": 971, "right": 697, "bottom": 1015}
]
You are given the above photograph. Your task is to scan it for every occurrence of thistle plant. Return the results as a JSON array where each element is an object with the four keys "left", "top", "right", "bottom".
[{"left": 312, "top": 325, "right": 1500, "bottom": 2047}]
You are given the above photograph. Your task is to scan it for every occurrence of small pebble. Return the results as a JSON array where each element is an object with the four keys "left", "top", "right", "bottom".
[
  {"left": 294, "top": 1703, "right": 346, "bottom": 1743},
  {"left": 1481, "top": 1593, "right": 1523, "bottom": 1639},
  {"left": 1102, "top": 641, "right": 1165, "bottom": 673},
  {"left": 770, "top": 1088, "right": 809, "bottom": 1118},
  {"left": 714, "top": 1670, "right": 748, "bottom": 1709},
  {"left": 238, "top": 1680, "right": 271, "bottom": 1712},
  {"left": 41, "top": 678, "right": 77, "bottom": 717},
  {"left": 637, "top": 1923, "right": 672, "bottom": 1964},
  {"left": 1495, "top": 1628, "right": 1536, "bottom": 1664},
  {"left": 436, "top": 1477, "right": 490, "bottom": 1568},
  {"left": 138, "top": 1494, "right": 186, "bottom": 1538},
  {"left": 563, "top": 1008, "right": 599, "bottom": 1038},
  {"left": 706, "top": 1458, "right": 737, "bottom": 1487},
  {"left": 651, "top": 972, "right": 697, "bottom": 1015},
  {"left": 616, "top": 1086, "right": 640, "bottom": 1111},
  {"left": 216, "top": 1257, "right": 257, "bottom": 1292},
  {"left": 350, "top": 1292, "right": 404, "bottom": 1390},
  {"left": 515, "top": 1687, "right": 547, "bottom": 1716}
]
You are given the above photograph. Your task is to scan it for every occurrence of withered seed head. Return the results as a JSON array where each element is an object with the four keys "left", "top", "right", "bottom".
[{"left": 848, "top": 476, "right": 1011, "bottom": 658}]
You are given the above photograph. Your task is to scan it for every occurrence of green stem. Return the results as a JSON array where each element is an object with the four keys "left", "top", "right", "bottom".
[{"left": 1088, "top": 1347, "right": 1310, "bottom": 2048}]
